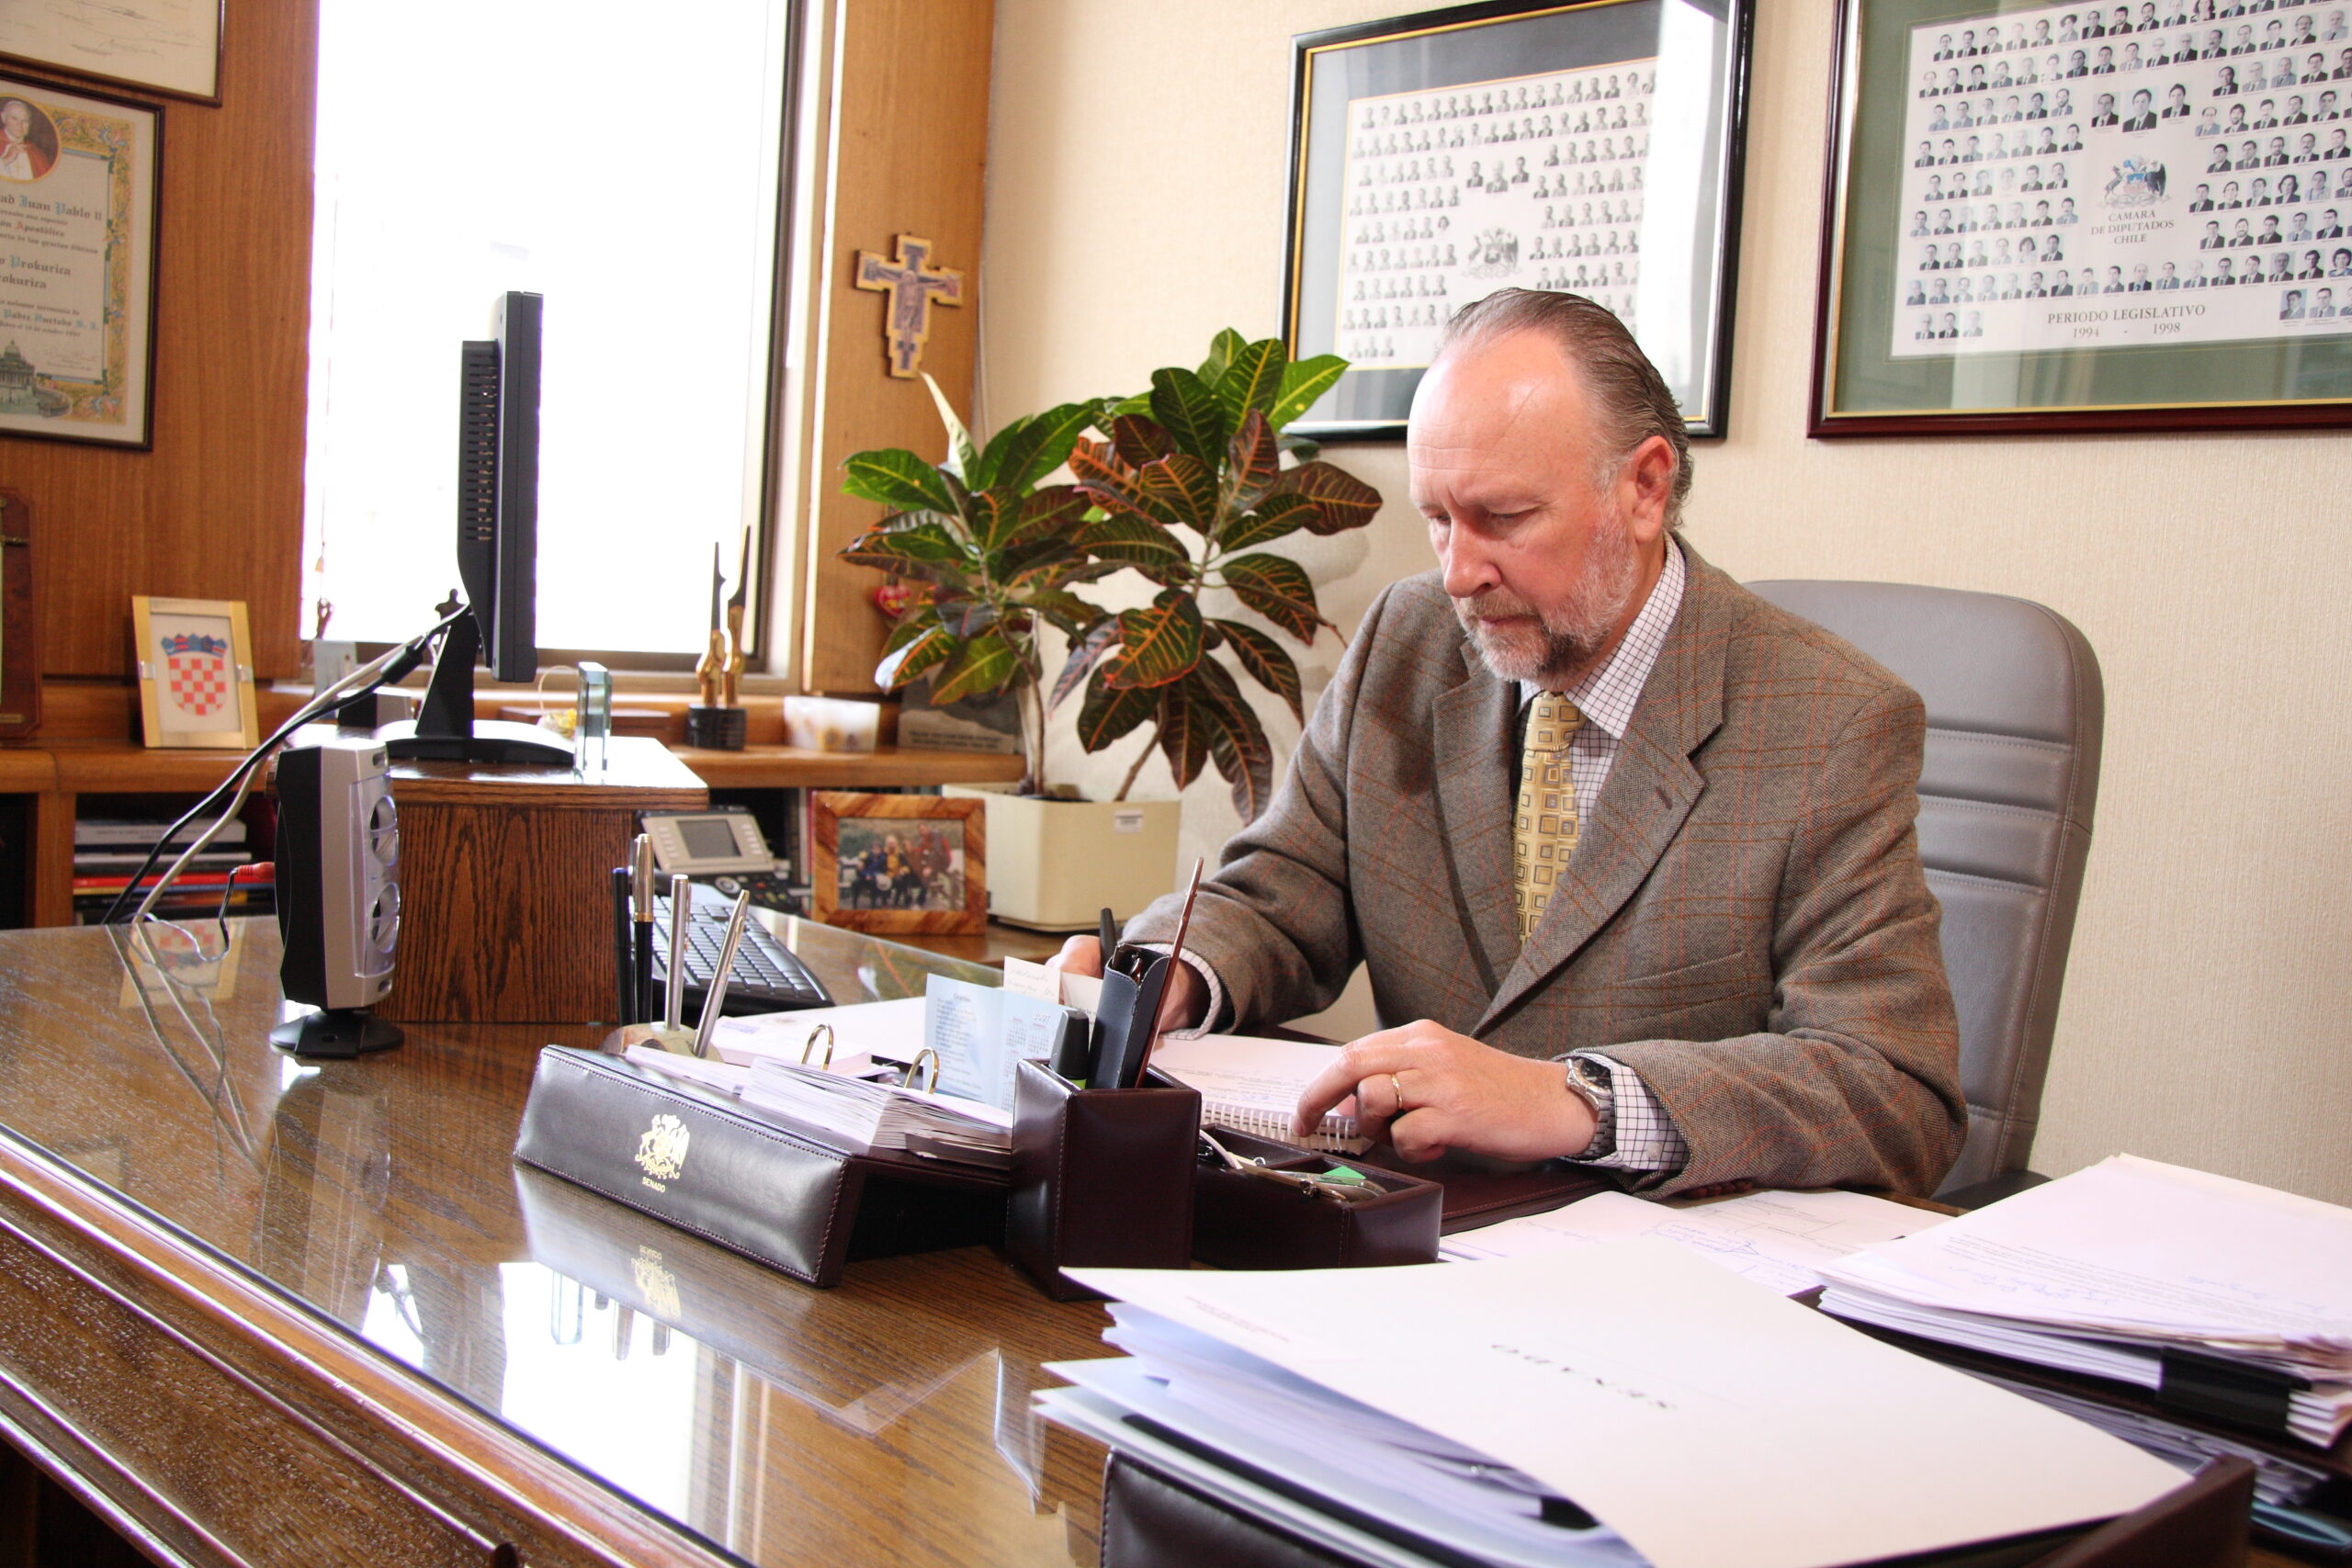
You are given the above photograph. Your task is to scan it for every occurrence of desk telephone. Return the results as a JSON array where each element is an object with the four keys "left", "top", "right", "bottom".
[{"left": 639, "top": 808, "right": 826, "bottom": 1021}]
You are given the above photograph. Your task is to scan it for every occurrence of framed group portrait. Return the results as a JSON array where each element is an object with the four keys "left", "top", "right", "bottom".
[
  {"left": 0, "top": 73, "right": 160, "bottom": 449},
  {"left": 1282, "top": 0, "right": 1757, "bottom": 439},
  {"left": 811, "top": 793, "right": 987, "bottom": 937},
  {"left": 1814, "top": 0, "right": 2352, "bottom": 434}
]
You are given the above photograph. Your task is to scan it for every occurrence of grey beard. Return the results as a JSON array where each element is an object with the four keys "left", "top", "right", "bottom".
[{"left": 1453, "top": 507, "right": 1643, "bottom": 686}]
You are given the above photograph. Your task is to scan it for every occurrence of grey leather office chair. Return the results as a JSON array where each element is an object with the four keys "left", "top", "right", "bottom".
[{"left": 1744, "top": 581, "right": 2103, "bottom": 1205}]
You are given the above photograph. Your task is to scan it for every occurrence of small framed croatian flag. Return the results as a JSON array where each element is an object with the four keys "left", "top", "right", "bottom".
[{"left": 131, "top": 596, "right": 258, "bottom": 750}]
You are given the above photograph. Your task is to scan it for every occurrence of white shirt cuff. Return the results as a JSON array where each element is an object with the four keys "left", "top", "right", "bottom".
[{"left": 1567, "top": 1052, "right": 1690, "bottom": 1174}]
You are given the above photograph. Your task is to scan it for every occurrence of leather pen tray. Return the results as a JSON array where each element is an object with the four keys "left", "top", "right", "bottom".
[
  {"left": 1351, "top": 1146, "right": 1611, "bottom": 1234},
  {"left": 512, "top": 1045, "right": 1005, "bottom": 1290},
  {"left": 1193, "top": 1125, "right": 1442, "bottom": 1270}
]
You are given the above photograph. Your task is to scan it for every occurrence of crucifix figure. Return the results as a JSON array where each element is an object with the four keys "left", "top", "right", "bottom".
[{"left": 854, "top": 233, "right": 965, "bottom": 378}]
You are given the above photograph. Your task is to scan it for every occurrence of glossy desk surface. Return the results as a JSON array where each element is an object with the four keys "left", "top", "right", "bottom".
[{"left": 0, "top": 919, "right": 1115, "bottom": 1566}]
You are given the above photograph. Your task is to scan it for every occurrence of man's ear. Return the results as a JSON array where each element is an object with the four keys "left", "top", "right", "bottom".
[{"left": 1620, "top": 434, "right": 1677, "bottom": 541}]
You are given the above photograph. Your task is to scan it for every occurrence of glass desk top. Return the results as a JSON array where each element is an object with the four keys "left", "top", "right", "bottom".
[{"left": 0, "top": 917, "right": 1112, "bottom": 1566}]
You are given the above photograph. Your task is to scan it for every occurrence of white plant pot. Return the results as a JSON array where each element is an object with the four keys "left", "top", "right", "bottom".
[{"left": 944, "top": 786, "right": 1183, "bottom": 931}]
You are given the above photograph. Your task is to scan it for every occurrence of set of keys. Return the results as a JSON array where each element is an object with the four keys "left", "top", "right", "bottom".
[{"left": 1197, "top": 1128, "right": 1386, "bottom": 1204}]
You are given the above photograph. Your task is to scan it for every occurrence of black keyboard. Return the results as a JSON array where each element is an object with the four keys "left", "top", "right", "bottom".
[{"left": 650, "top": 885, "right": 831, "bottom": 1021}]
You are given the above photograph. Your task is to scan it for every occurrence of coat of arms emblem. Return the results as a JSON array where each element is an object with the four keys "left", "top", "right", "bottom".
[
  {"left": 635, "top": 1114, "right": 691, "bottom": 1182},
  {"left": 161, "top": 632, "right": 232, "bottom": 718},
  {"left": 2103, "top": 158, "right": 2165, "bottom": 209}
]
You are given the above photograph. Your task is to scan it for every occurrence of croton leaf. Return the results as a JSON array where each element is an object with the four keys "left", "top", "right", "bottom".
[
  {"left": 1136, "top": 452, "right": 1219, "bottom": 533},
  {"left": 1050, "top": 615, "right": 1122, "bottom": 709},
  {"left": 1272, "top": 459, "right": 1383, "bottom": 535},
  {"left": 1219, "top": 552, "right": 1324, "bottom": 642},
  {"left": 1198, "top": 327, "right": 1247, "bottom": 389},
  {"left": 842, "top": 448, "right": 956, "bottom": 514},
  {"left": 1192, "top": 658, "right": 1276, "bottom": 821},
  {"left": 1149, "top": 367, "right": 1228, "bottom": 464},
  {"left": 933, "top": 592, "right": 1000, "bottom": 638},
  {"left": 1102, "top": 593, "right": 1204, "bottom": 690},
  {"left": 874, "top": 624, "right": 957, "bottom": 690},
  {"left": 1216, "top": 491, "right": 1320, "bottom": 553},
  {"left": 1111, "top": 412, "right": 1176, "bottom": 468},
  {"left": 922, "top": 372, "right": 983, "bottom": 482},
  {"left": 1156, "top": 682, "right": 1210, "bottom": 789},
  {"left": 839, "top": 517, "right": 969, "bottom": 572},
  {"left": 1267, "top": 354, "right": 1348, "bottom": 431},
  {"left": 966, "top": 490, "right": 1018, "bottom": 553},
  {"left": 1003, "top": 486, "right": 1091, "bottom": 548},
  {"left": 1069, "top": 441, "right": 1185, "bottom": 531},
  {"left": 929, "top": 628, "right": 1023, "bottom": 705},
  {"left": 1075, "top": 513, "right": 1189, "bottom": 566},
  {"left": 1077, "top": 666, "right": 1159, "bottom": 752},
  {"left": 1211, "top": 619, "right": 1304, "bottom": 723},
  {"left": 1213, "top": 337, "right": 1287, "bottom": 432},
  {"left": 1219, "top": 409, "right": 1279, "bottom": 519},
  {"left": 975, "top": 400, "right": 1098, "bottom": 493},
  {"left": 1023, "top": 588, "right": 1102, "bottom": 638}
]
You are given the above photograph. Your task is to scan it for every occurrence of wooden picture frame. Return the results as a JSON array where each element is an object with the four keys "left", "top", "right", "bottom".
[
  {"left": 0, "top": 0, "right": 222, "bottom": 106},
  {"left": 0, "top": 72, "right": 163, "bottom": 449},
  {"left": 1282, "top": 0, "right": 1756, "bottom": 439},
  {"left": 1813, "top": 0, "right": 2352, "bottom": 436},
  {"left": 810, "top": 793, "right": 986, "bottom": 937},
  {"left": 131, "top": 595, "right": 258, "bottom": 750},
  {"left": 0, "top": 491, "right": 40, "bottom": 739}
]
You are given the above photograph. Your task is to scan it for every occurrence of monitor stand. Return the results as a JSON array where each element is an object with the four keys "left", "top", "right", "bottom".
[{"left": 378, "top": 615, "right": 574, "bottom": 765}]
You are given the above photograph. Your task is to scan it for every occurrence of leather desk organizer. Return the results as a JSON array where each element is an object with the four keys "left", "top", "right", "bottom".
[
  {"left": 1006, "top": 1057, "right": 1201, "bottom": 1301},
  {"left": 1191, "top": 1125, "right": 1442, "bottom": 1271},
  {"left": 512, "top": 1045, "right": 1005, "bottom": 1290},
  {"left": 1099, "top": 1450, "right": 2258, "bottom": 1568}
]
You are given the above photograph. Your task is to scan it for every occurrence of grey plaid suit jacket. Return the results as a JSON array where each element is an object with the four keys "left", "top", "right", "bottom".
[{"left": 1128, "top": 544, "right": 1965, "bottom": 1197}]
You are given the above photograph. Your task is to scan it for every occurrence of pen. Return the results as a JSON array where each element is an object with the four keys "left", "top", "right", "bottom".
[
  {"left": 691, "top": 890, "right": 754, "bottom": 1059},
  {"left": 1099, "top": 906, "right": 1121, "bottom": 973},
  {"left": 663, "top": 873, "right": 690, "bottom": 1032},
  {"left": 1135, "top": 857, "right": 1204, "bottom": 1085},
  {"left": 630, "top": 834, "right": 656, "bottom": 1026},
  {"left": 610, "top": 865, "right": 635, "bottom": 1025}
]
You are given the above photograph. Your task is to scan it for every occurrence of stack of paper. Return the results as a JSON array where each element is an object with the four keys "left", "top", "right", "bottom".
[
  {"left": 1441, "top": 1188, "right": 1939, "bottom": 1296},
  {"left": 1818, "top": 1155, "right": 2352, "bottom": 1448},
  {"left": 740, "top": 1058, "right": 1012, "bottom": 1162},
  {"left": 704, "top": 996, "right": 927, "bottom": 1071},
  {"left": 1148, "top": 1033, "right": 1368, "bottom": 1153},
  {"left": 1040, "top": 1242, "right": 2184, "bottom": 1568}
]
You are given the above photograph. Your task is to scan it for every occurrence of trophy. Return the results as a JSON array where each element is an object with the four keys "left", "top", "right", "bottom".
[{"left": 685, "top": 531, "right": 751, "bottom": 750}]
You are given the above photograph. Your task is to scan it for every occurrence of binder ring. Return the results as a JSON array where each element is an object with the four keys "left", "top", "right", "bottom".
[
  {"left": 904, "top": 1047, "right": 940, "bottom": 1093},
  {"left": 799, "top": 1024, "right": 835, "bottom": 1069}
]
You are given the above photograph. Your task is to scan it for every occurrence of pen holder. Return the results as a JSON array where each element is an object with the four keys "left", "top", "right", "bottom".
[
  {"left": 1191, "top": 1125, "right": 1442, "bottom": 1271},
  {"left": 1005, "top": 1057, "right": 1200, "bottom": 1301},
  {"left": 685, "top": 705, "right": 747, "bottom": 750}
]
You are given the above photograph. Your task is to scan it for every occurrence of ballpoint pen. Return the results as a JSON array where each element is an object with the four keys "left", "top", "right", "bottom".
[
  {"left": 610, "top": 865, "right": 635, "bottom": 1025},
  {"left": 690, "top": 890, "right": 754, "bottom": 1059},
  {"left": 630, "top": 834, "right": 656, "bottom": 1026},
  {"left": 663, "top": 874, "right": 690, "bottom": 1032}
]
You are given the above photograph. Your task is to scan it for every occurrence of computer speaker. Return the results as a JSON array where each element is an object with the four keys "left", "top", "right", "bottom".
[{"left": 271, "top": 736, "right": 403, "bottom": 1056}]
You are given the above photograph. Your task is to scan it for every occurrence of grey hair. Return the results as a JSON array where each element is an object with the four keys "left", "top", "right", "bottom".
[{"left": 1433, "top": 289, "right": 1693, "bottom": 527}]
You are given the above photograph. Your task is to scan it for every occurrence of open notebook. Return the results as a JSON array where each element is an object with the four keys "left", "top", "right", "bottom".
[{"left": 1148, "top": 1034, "right": 1368, "bottom": 1154}]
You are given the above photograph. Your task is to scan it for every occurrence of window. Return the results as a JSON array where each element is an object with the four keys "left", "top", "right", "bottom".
[{"left": 302, "top": 1, "right": 797, "bottom": 663}]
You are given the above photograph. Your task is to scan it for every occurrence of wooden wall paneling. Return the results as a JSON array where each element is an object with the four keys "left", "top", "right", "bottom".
[
  {"left": 797, "top": 0, "right": 996, "bottom": 694},
  {"left": 2, "top": 3, "right": 317, "bottom": 682}
]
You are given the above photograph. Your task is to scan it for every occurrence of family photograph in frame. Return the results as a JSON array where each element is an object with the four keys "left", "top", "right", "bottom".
[
  {"left": 811, "top": 793, "right": 987, "bottom": 937},
  {"left": 1814, "top": 0, "right": 2352, "bottom": 433},
  {"left": 1283, "top": 0, "right": 1755, "bottom": 438}
]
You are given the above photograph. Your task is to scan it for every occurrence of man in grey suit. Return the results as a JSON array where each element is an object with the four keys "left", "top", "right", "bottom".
[{"left": 1057, "top": 290, "right": 1964, "bottom": 1198}]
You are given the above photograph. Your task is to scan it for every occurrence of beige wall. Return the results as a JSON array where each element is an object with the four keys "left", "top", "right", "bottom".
[{"left": 980, "top": 0, "right": 2352, "bottom": 1203}]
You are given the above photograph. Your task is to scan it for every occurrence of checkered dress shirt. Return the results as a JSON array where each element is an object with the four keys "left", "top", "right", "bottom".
[{"left": 1166, "top": 542, "right": 1693, "bottom": 1175}]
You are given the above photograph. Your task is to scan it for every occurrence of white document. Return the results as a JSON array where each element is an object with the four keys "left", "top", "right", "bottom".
[
  {"left": 1817, "top": 1155, "right": 2352, "bottom": 1359},
  {"left": 1069, "top": 1242, "right": 2182, "bottom": 1568},
  {"left": 1148, "top": 1033, "right": 1365, "bottom": 1151},
  {"left": 1003, "top": 955, "right": 1104, "bottom": 1016},
  {"left": 1441, "top": 1188, "right": 1941, "bottom": 1295},
  {"left": 706, "top": 996, "right": 927, "bottom": 1068}
]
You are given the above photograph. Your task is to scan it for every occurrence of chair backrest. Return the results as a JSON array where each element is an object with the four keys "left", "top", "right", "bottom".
[{"left": 1744, "top": 580, "right": 2104, "bottom": 1195}]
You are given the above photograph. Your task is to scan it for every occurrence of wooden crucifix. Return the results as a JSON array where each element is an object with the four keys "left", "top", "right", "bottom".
[{"left": 853, "top": 233, "right": 965, "bottom": 378}]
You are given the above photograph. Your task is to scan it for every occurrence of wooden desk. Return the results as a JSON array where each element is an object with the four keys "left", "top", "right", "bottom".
[{"left": 0, "top": 920, "right": 1112, "bottom": 1566}]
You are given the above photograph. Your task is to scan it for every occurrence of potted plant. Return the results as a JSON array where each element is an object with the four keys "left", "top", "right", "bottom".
[{"left": 837, "top": 335, "right": 1383, "bottom": 929}]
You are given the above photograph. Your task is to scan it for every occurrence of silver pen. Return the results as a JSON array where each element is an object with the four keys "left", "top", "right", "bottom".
[
  {"left": 663, "top": 874, "right": 691, "bottom": 1032},
  {"left": 691, "top": 890, "right": 754, "bottom": 1059}
]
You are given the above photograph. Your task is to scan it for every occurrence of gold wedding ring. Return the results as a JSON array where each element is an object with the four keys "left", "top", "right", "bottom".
[{"left": 1389, "top": 1073, "right": 1408, "bottom": 1115}]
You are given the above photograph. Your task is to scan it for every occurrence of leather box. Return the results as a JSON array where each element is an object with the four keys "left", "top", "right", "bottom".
[
  {"left": 1006, "top": 1057, "right": 1200, "bottom": 1301},
  {"left": 512, "top": 1045, "right": 1004, "bottom": 1290},
  {"left": 1192, "top": 1125, "right": 1442, "bottom": 1271}
]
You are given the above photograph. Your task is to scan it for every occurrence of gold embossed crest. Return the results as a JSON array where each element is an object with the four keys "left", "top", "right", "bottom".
[{"left": 635, "top": 1114, "right": 691, "bottom": 1182}]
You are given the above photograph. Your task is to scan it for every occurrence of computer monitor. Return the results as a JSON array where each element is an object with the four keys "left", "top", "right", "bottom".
[{"left": 381, "top": 290, "right": 571, "bottom": 764}]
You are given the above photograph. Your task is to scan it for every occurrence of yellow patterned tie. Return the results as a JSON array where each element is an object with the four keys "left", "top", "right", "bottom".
[{"left": 1512, "top": 693, "right": 1584, "bottom": 943}]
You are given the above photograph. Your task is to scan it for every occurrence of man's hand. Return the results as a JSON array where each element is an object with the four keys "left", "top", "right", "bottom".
[
  {"left": 1293, "top": 1021, "right": 1598, "bottom": 1163},
  {"left": 1047, "top": 935, "right": 1208, "bottom": 1035}
]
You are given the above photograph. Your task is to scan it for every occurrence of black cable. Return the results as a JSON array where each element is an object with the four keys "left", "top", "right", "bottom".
[{"left": 98, "top": 607, "right": 466, "bottom": 925}]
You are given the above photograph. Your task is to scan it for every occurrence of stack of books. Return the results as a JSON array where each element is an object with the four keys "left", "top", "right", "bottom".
[{"left": 72, "top": 817, "right": 269, "bottom": 925}]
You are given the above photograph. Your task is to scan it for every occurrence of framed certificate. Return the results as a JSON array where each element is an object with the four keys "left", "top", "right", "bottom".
[
  {"left": 1814, "top": 0, "right": 2352, "bottom": 434},
  {"left": 0, "top": 1, "right": 221, "bottom": 106},
  {"left": 1283, "top": 0, "right": 1756, "bottom": 439},
  {"left": 0, "top": 73, "right": 160, "bottom": 449}
]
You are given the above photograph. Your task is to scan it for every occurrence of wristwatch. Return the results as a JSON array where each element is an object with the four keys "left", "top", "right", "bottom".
[{"left": 1563, "top": 1055, "right": 1617, "bottom": 1161}]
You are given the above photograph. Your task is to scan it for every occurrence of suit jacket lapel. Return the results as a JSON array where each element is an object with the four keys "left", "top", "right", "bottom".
[
  {"left": 1476, "top": 546, "right": 1735, "bottom": 1033},
  {"left": 1430, "top": 647, "right": 1521, "bottom": 994}
]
